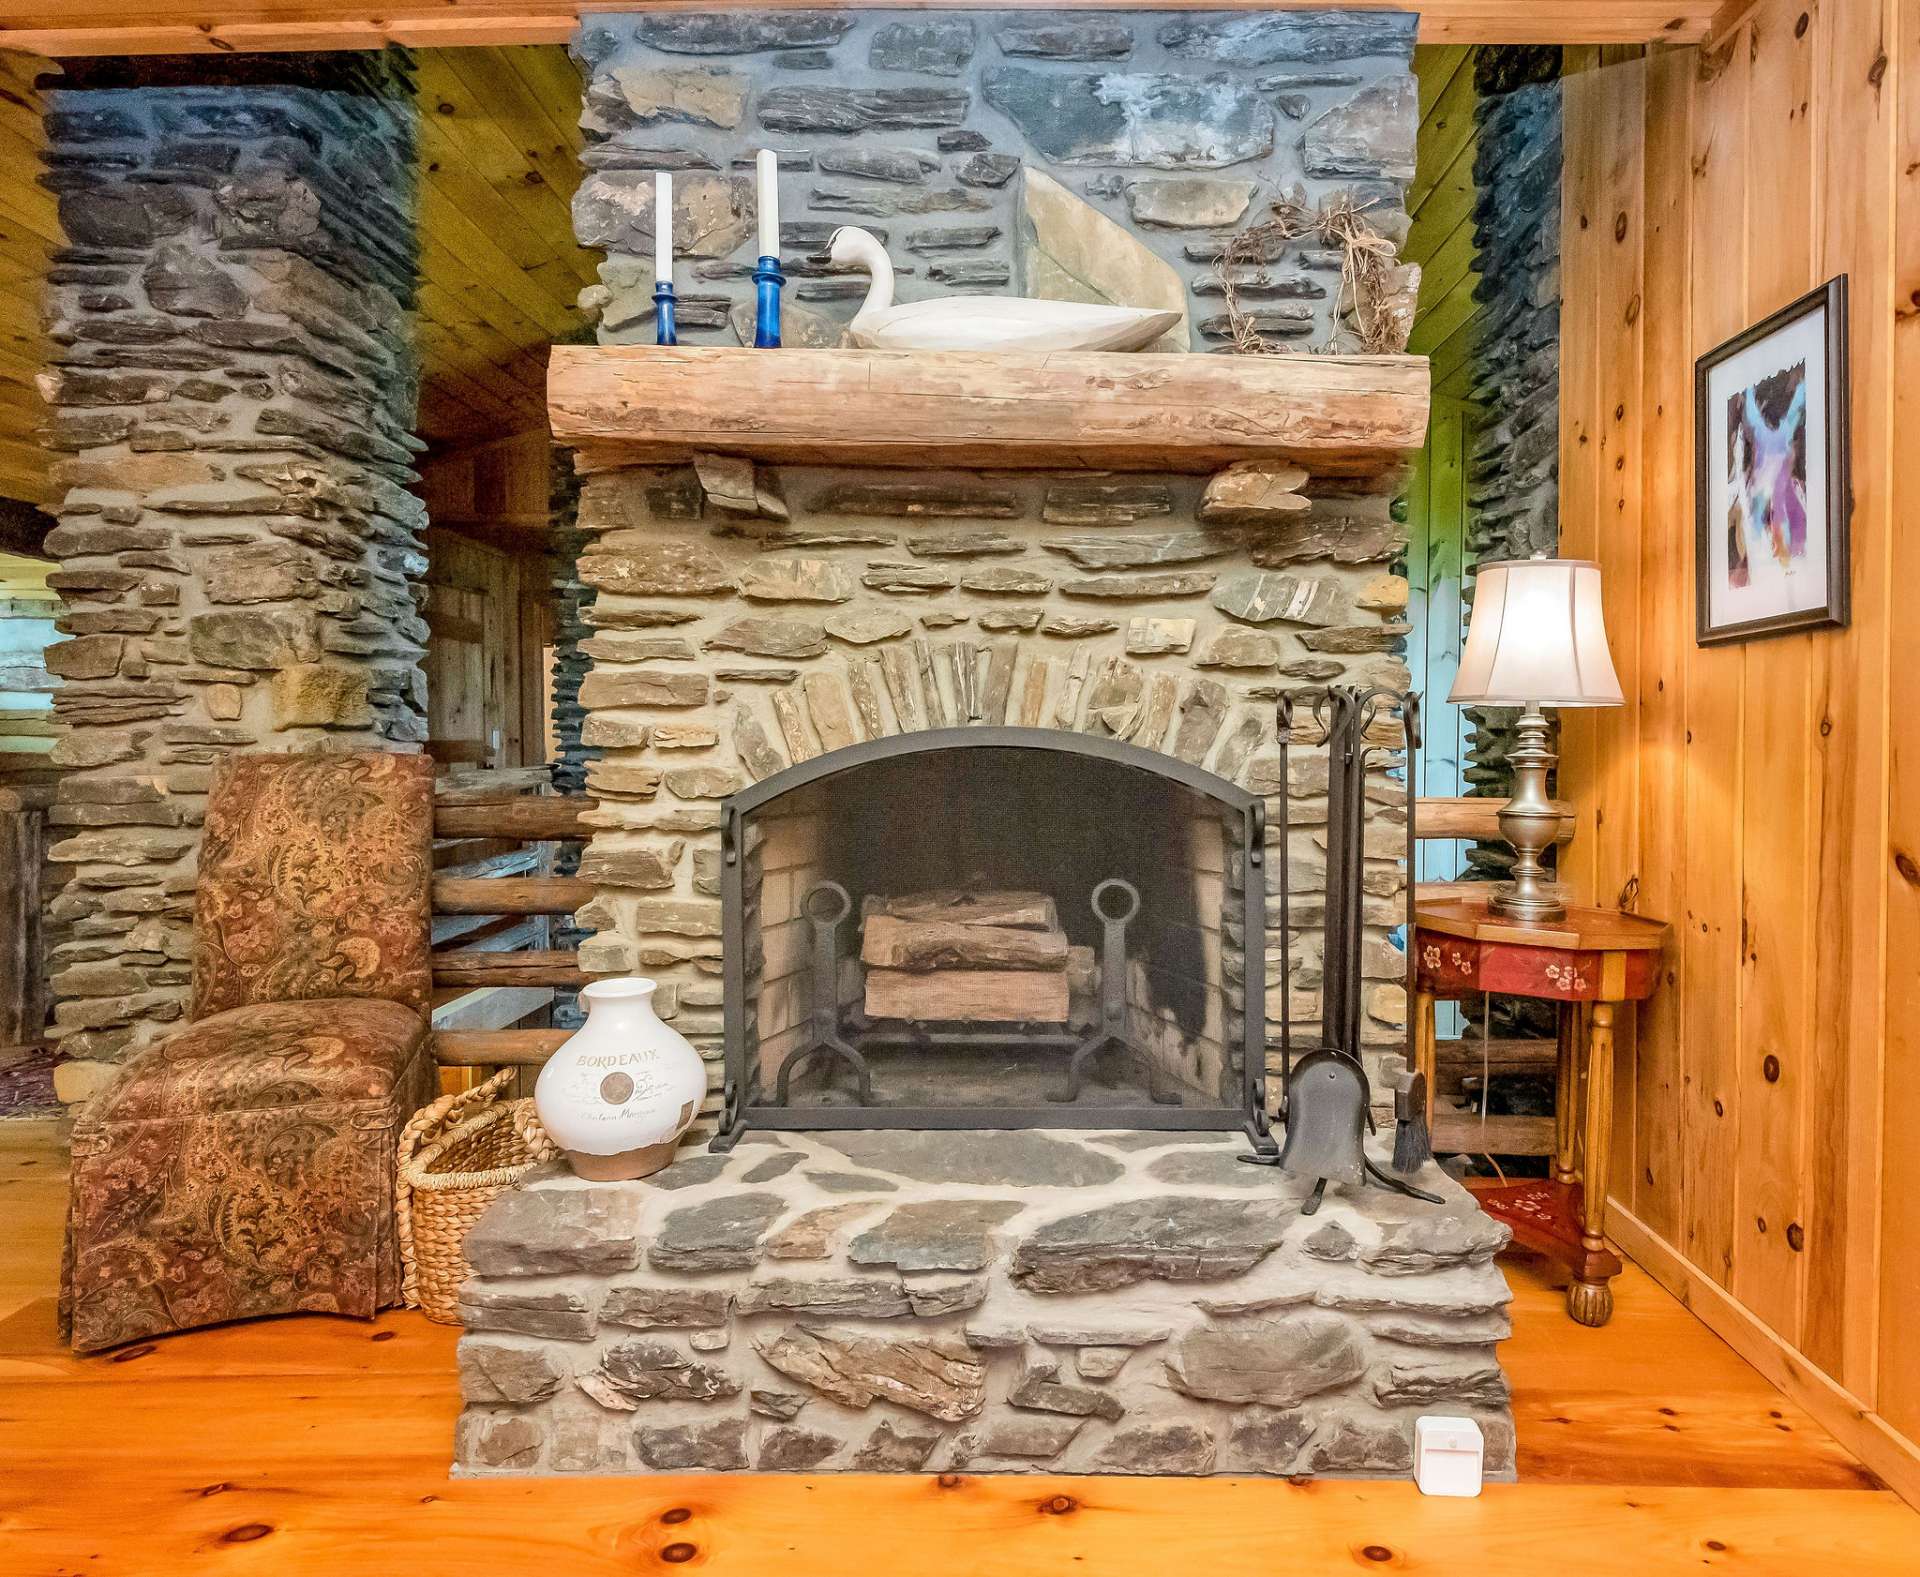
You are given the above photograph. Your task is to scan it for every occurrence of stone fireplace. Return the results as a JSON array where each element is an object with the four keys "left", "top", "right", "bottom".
[
  {"left": 562, "top": 452, "right": 1419, "bottom": 1133},
  {"left": 718, "top": 727, "right": 1266, "bottom": 1137},
  {"left": 455, "top": 429, "right": 1521, "bottom": 1481},
  {"left": 452, "top": 6, "right": 1514, "bottom": 1481}
]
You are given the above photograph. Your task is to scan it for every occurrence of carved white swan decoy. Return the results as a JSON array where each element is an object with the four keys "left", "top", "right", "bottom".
[{"left": 828, "top": 226, "right": 1183, "bottom": 354}]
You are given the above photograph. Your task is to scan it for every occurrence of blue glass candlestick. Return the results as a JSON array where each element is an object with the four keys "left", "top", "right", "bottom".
[
  {"left": 653, "top": 280, "right": 677, "bottom": 346},
  {"left": 752, "top": 254, "right": 784, "bottom": 348}
]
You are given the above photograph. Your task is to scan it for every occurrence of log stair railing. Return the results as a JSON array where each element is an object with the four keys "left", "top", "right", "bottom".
[
  {"left": 433, "top": 876, "right": 594, "bottom": 915},
  {"left": 1413, "top": 794, "right": 1571, "bottom": 903},
  {"left": 433, "top": 950, "right": 592, "bottom": 989},
  {"left": 436, "top": 1028, "right": 574, "bottom": 1068},
  {"left": 428, "top": 772, "right": 597, "bottom": 1075}
]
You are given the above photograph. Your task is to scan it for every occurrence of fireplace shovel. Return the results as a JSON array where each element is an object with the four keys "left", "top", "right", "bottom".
[{"left": 1272, "top": 1049, "right": 1442, "bottom": 1215}]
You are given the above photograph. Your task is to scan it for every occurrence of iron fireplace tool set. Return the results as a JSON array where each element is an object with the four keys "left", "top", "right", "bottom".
[{"left": 1243, "top": 685, "right": 1442, "bottom": 1214}]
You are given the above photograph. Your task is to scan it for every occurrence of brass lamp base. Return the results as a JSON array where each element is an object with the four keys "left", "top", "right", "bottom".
[{"left": 1490, "top": 702, "right": 1566, "bottom": 924}]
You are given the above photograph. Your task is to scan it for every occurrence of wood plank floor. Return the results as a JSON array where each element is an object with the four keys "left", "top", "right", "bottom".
[{"left": 3, "top": 1117, "right": 1914, "bottom": 1575}]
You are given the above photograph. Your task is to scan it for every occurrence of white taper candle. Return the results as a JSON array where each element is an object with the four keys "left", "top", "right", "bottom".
[
  {"left": 756, "top": 148, "right": 779, "bottom": 258},
  {"left": 653, "top": 170, "right": 672, "bottom": 285}
]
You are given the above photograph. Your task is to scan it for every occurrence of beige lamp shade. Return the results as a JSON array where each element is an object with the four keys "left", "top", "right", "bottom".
[{"left": 1449, "top": 557, "right": 1624, "bottom": 708}]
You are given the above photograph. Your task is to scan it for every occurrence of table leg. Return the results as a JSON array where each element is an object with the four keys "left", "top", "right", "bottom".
[
  {"left": 1553, "top": 1002, "right": 1580, "bottom": 1186},
  {"left": 1412, "top": 988, "right": 1436, "bottom": 1127},
  {"left": 1567, "top": 1000, "right": 1616, "bottom": 1327}
]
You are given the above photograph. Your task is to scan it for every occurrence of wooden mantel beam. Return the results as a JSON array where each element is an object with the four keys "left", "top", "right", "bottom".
[
  {"left": 548, "top": 345, "right": 1430, "bottom": 479},
  {"left": 1, "top": 3, "right": 1721, "bottom": 59}
]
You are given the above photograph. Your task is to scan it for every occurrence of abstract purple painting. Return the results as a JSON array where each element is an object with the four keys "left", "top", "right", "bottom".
[
  {"left": 1724, "top": 361, "right": 1807, "bottom": 590},
  {"left": 1695, "top": 277, "right": 1849, "bottom": 645}
]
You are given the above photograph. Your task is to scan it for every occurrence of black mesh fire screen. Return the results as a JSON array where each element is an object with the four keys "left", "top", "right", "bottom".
[{"left": 715, "top": 729, "right": 1268, "bottom": 1145}]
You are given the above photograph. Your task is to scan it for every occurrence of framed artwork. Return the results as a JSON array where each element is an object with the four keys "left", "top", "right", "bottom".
[{"left": 1694, "top": 276, "right": 1850, "bottom": 645}]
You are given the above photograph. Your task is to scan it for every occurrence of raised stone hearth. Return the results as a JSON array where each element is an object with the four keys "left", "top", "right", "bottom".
[{"left": 455, "top": 1130, "right": 1515, "bottom": 1477}]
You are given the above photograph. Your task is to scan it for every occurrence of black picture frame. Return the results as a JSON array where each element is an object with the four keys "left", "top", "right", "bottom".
[{"left": 1693, "top": 275, "right": 1850, "bottom": 646}]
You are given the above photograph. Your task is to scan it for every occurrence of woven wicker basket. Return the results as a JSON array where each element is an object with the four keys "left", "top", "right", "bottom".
[{"left": 397, "top": 1069, "right": 558, "bottom": 1324}]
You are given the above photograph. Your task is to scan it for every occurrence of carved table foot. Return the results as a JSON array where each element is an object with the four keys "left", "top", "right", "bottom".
[
  {"left": 1467, "top": 1177, "right": 1623, "bottom": 1328},
  {"left": 1565, "top": 1276, "right": 1614, "bottom": 1327}
]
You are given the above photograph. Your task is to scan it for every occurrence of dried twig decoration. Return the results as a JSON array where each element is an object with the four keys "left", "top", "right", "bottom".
[{"left": 1215, "top": 194, "right": 1408, "bottom": 356}]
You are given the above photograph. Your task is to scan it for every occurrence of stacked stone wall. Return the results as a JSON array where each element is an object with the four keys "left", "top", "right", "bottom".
[
  {"left": 571, "top": 9, "right": 1420, "bottom": 351},
  {"left": 546, "top": 449, "right": 595, "bottom": 1034},
  {"left": 1461, "top": 53, "right": 1563, "bottom": 841},
  {"left": 38, "top": 55, "right": 427, "bottom": 1084},
  {"left": 547, "top": 449, "right": 596, "bottom": 802}
]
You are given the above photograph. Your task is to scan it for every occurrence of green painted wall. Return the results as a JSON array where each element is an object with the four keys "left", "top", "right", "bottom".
[
  {"left": 1404, "top": 47, "right": 1481, "bottom": 1038},
  {"left": 1404, "top": 45, "right": 1480, "bottom": 860}
]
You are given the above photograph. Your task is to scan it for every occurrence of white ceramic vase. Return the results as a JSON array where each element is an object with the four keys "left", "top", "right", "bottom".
[{"left": 534, "top": 978, "right": 706, "bottom": 1181}]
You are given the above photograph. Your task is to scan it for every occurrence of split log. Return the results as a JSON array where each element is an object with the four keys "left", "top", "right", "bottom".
[
  {"left": 1415, "top": 795, "right": 1573, "bottom": 843},
  {"left": 1067, "top": 944, "right": 1097, "bottom": 1025},
  {"left": 433, "top": 797, "right": 596, "bottom": 841},
  {"left": 433, "top": 875, "right": 595, "bottom": 915},
  {"left": 861, "top": 915, "right": 1068, "bottom": 973},
  {"left": 864, "top": 888, "right": 1058, "bottom": 932},
  {"left": 864, "top": 968, "right": 1070, "bottom": 1025},
  {"left": 435, "top": 1029, "right": 572, "bottom": 1067},
  {"left": 432, "top": 768, "right": 556, "bottom": 805},
  {"left": 432, "top": 950, "right": 589, "bottom": 988}
]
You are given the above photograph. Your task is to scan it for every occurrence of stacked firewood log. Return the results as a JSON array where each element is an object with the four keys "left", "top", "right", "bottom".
[{"left": 859, "top": 889, "right": 1087, "bottom": 1024}]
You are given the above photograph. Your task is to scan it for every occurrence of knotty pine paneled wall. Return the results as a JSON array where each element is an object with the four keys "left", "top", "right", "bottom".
[
  {"left": 1556, "top": 0, "right": 1919, "bottom": 1503},
  {"left": 0, "top": 52, "right": 57, "bottom": 508}
]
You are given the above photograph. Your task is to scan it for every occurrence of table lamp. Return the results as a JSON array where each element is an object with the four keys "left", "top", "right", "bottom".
[{"left": 1448, "top": 556, "right": 1622, "bottom": 923}]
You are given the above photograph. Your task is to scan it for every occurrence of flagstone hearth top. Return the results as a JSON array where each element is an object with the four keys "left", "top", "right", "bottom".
[
  {"left": 455, "top": 1130, "right": 1516, "bottom": 1480},
  {"left": 547, "top": 345, "right": 1430, "bottom": 478},
  {"left": 465, "top": 1130, "right": 1510, "bottom": 1293}
]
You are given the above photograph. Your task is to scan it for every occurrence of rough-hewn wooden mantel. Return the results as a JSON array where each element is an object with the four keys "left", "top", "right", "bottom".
[{"left": 547, "top": 346, "right": 1431, "bottom": 478}]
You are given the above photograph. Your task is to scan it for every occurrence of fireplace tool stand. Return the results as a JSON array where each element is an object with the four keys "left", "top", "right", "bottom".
[
  {"left": 1243, "top": 685, "right": 1443, "bottom": 1214},
  {"left": 769, "top": 875, "right": 1181, "bottom": 1110}
]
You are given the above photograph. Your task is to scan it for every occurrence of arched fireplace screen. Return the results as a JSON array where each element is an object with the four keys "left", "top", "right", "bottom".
[{"left": 716, "top": 728, "right": 1269, "bottom": 1145}]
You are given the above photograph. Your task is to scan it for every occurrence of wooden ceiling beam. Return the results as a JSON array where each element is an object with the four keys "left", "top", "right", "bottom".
[{"left": 1, "top": 3, "right": 1723, "bottom": 59}]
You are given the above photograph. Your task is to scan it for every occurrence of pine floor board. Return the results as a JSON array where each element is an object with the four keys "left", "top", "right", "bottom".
[{"left": 2, "top": 1116, "right": 1911, "bottom": 1576}]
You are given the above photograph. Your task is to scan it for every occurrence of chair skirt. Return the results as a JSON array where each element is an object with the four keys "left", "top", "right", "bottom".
[{"left": 62, "top": 998, "right": 437, "bottom": 1353}]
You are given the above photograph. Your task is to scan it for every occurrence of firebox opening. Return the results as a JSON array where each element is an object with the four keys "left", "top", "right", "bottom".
[{"left": 720, "top": 730, "right": 1265, "bottom": 1137}]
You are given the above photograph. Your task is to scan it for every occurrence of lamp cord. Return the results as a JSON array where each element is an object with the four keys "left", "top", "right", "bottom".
[{"left": 1480, "top": 992, "right": 1492, "bottom": 1123}]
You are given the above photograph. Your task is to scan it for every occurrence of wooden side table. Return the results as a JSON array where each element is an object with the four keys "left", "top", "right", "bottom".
[{"left": 1411, "top": 893, "right": 1669, "bottom": 1327}]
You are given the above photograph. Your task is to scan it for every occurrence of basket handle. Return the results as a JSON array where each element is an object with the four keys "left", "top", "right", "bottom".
[
  {"left": 396, "top": 1068, "right": 516, "bottom": 1309},
  {"left": 509, "top": 1098, "right": 559, "bottom": 1164}
]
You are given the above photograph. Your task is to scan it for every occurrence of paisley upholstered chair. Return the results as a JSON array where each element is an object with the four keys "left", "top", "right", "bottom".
[{"left": 62, "top": 751, "right": 440, "bottom": 1352}]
